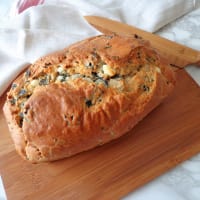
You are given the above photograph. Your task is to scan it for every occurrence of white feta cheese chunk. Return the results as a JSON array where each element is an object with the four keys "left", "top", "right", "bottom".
[
  {"left": 56, "top": 75, "right": 65, "bottom": 82},
  {"left": 57, "top": 66, "right": 64, "bottom": 73},
  {"left": 156, "top": 67, "right": 161, "bottom": 73},
  {"left": 30, "top": 79, "right": 39, "bottom": 87},
  {"left": 102, "top": 64, "right": 115, "bottom": 77}
]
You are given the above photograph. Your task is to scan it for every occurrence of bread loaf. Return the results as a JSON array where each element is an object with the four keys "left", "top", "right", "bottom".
[{"left": 3, "top": 34, "right": 176, "bottom": 163}]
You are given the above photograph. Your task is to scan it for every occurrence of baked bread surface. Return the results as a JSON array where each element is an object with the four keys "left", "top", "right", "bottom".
[{"left": 3, "top": 34, "right": 176, "bottom": 163}]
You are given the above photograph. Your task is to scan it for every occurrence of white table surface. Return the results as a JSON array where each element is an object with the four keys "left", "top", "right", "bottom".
[{"left": 0, "top": 1, "right": 200, "bottom": 200}]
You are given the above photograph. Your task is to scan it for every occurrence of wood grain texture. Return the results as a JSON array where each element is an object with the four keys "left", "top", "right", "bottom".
[
  {"left": 0, "top": 70, "right": 200, "bottom": 200},
  {"left": 85, "top": 16, "right": 200, "bottom": 69}
]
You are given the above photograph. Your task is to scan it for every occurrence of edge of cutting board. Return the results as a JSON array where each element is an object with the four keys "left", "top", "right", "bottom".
[{"left": 0, "top": 70, "right": 200, "bottom": 200}]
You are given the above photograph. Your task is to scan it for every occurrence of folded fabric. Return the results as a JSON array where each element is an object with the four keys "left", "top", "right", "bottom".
[
  {"left": 0, "top": 0, "right": 196, "bottom": 96},
  {"left": 10, "top": 0, "right": 196, "bottom": 32}
]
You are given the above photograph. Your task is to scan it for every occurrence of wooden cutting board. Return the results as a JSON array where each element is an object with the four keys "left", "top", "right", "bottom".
[
  {"left": 0, "top": 16, "right": 200, "bottom": 199},
  {"left": 0, "top": 69, "right": 200, "bottom": 200}
]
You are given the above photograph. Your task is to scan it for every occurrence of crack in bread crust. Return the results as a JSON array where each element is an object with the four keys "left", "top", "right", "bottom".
[{"left": 3, "top": 34, "right": 176, "bottom": 162}]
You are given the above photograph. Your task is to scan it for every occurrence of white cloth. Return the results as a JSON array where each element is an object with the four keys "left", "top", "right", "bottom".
[
  {"left": 0, "top": 177, "right": 6, "bottom": 200},
  {"left": 0, "top": 0, "right": 196, "bottom": 96},
  {"left": 9, "top": 0, "right": 196, "bottom": 32}
]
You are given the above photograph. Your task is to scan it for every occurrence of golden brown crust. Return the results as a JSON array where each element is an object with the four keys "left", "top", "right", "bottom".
[{"left": 3, "top": 34, "right": 176, "bottom": 163}]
